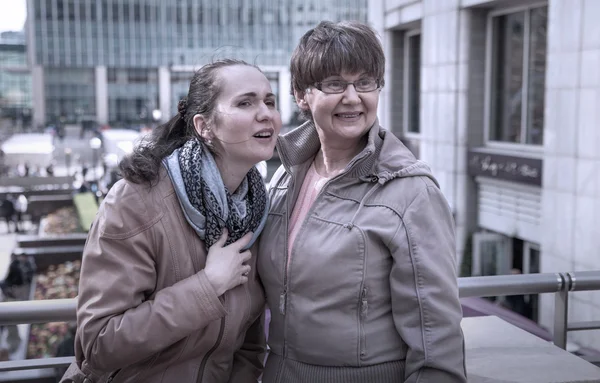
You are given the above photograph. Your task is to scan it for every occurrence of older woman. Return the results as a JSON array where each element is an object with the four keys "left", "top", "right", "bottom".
[
  {"left": 257, "top": 21, "right": 467, "bottom": 383},
  {"left": 62, "top": 59, "right": 281, "bottom": 383}
]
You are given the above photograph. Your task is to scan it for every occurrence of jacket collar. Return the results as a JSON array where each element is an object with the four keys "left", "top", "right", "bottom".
[{"left": 276, "top": 118, "right": 384, "bottom": 180}]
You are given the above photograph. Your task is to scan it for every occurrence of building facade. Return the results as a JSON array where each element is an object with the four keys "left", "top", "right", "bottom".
[
  {"left": 369, "top": 0, "right": 600, "bottom": 349},
  {"left": 26, "top": 0, "right": 367, "bottom": 127},
  {"left": 0, "top": 31, "right": 31, "bottom": 124}
]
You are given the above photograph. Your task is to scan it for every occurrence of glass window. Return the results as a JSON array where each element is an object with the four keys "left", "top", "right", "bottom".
[
  {"left": 79, "top": 2, "right": 86, "bottom": 20},
  {"left": 35, "top": 2, "right": 42, "bottom": 19},
  {"left": 101, "top": 1, "right": 108, "bottom": 22},
  {"left": 405, "top": 32, "right": 421, "bottom": 134},
  {"left": 526, "top": 7, "right": 547, "bottom": 145},
  {"left": 489, "top": 5, "right": 547, "bottom": 145},
  {"left": 107, "top": 68, "right": 117, "bottom": 83},
  {"left": 56, "top": 0, "right": 64, "bottom": 20},
  {"left": 67, "top": 0, "right": 76, "bottom": 20},
  {"left": 134, "top": 4, "right": 141, "bottom": 21},
  {"left": 44, "top": 68, "right": 96, "bottom": 123},
  {"left": 112, "top": 3, "right": 119, "bottom": 22},
  {"left": 90, "top": 2, "right": 96, "bottom": 21},
  {"left": 123, "top": 3, "right": 130, "bottom": 21},
  {"left": 45, "top": 0, "right": 53, "bottom": 20}
]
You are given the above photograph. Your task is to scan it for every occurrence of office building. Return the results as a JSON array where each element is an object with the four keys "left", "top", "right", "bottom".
[
  {"left": 0, "top": 31, "right": 31, "bottom": 123},
  {"left": 369, "top": 0, "right": 600, "bottom": 348},
  {"left": 26, "top": 0, "right": 367, "bottom": 127}
]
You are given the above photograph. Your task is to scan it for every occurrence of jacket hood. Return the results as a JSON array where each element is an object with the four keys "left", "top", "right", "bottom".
[{"left": 276, "top": 118, "right": 439, "bottom": 187}]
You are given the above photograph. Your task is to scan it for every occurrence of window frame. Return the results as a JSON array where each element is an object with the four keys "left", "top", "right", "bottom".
[
  {"left": 403, "top": 28, "right": 421, "bottom": 138},
  {"left": 483, "top": 2, "right": 547, "bottom": 153}
]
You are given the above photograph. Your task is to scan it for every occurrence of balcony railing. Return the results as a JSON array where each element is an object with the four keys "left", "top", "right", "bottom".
[{"left": 0, "top": 270, "right": 599, "bottom": 373}]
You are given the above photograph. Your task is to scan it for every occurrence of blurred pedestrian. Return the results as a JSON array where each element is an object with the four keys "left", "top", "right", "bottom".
[
  {"left": 0, "top": 196, "right": 16, "bottom": 233},
  {"left": 14, "top": 194, "right": 28, "bottom": 233},
  {"left": 46, "top": 163, "right": 55, "bottom": 176}
]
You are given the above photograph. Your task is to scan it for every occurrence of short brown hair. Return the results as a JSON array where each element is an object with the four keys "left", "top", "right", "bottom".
[{"left": 290, "top": 21, "right": 385, "bottom": 96}]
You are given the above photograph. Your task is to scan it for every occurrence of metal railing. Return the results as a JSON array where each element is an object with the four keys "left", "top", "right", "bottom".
[
  {"left": 1, "top": 270, "right": 599, "bottom": 373},
  {"left": 459, "top": 270, "right": 600, "bottom": 349}
]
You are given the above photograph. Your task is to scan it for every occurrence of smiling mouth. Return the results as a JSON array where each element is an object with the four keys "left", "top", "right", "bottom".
[
  {"left": 253, "top": 130, "right": 274, "bottom": 138},
  {"left": 335, "top": 112, "right": 362, "bottom": 118}
]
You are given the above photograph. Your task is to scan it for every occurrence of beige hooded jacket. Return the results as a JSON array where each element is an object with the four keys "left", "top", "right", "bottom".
[
  {"left": 67, "top": 167, "right": 266, "bottom": 383},
  {"left": 257, "top": 120, "right": 467, "bottom": 383}
]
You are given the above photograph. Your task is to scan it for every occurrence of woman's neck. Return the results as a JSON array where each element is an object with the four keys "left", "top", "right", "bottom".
[
  {"left": 214, "top": 157, "right": 251, "bottom": 193},
  {"left": 313, "top": 137, "right": 366, "bottom": 178}
]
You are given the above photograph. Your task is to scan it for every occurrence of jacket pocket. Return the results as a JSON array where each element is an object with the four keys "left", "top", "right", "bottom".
[
  {"left": 359, "top": 287, "right": 368, "bottom": 360},
  {"left": 105, "top": 369, "right": 121, "bottom": 383},
  {"left": 108, "top": 350, "right": 162, "bottom": 383}
]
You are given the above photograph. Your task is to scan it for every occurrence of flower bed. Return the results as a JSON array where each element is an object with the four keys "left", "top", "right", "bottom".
[
  {"left": 26, "top": 206, "right": 82, "bottom": 359},
  {"left": 26, "top": 260, "right": 80, "bottom": 359}
]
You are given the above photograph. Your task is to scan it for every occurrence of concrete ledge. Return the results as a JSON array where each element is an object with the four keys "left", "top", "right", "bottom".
[{"left": 463, "top": 316, "right": 600, "bottom": 382}]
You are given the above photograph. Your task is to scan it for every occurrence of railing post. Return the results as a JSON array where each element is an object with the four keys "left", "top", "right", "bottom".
[{"left": 553, "top": 273, "right": 569, "bottom": 350}]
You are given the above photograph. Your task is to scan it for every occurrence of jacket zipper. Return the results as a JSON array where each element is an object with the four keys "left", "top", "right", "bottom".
[
  {"left": 279, "top": 168, "right": 293, "bottom": 318},
  {"left": 197, "top": 295, "right": 227, "bottom": 383},
  {"left": 278, "top": 150, "right": 373, "bottom": 318},
  {"left": 279, "top": 150, "right": 372, "bottom": 314},
  {"left": 275, "top": 154, "right": 293, "bottom": 383},
  {"left": 275, "top": 150, "right": 373, "bottom": 383},
  {"left": 359, "top": 286, "right": 368, "bottom": 360}
]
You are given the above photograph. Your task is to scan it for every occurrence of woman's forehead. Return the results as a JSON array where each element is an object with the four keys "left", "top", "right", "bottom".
[
  {"left": 218, "top": 66, "right": 271, "bottom": 95},
  {"left": 319, "top": 69, "right": 376, "bottom": 81}
]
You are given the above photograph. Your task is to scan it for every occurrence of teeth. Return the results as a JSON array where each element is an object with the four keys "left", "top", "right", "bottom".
[
  {"left": 338, "top": 113, "right": 360, "bottom": 118},
  {"left": 254, "top": 132, "right": 272, "bottom": 137}
]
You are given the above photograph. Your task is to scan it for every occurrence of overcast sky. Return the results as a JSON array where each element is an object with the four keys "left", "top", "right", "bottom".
[{"left": 0, "top": 0, "right": 26, "bottom": 33}]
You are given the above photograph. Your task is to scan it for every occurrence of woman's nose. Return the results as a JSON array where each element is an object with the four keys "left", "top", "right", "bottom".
[
  {"left": 257, "top": 102, "right": 275, "bottom": 121},
  {"left": 342, "top": 84, "right": 361, "bottom": 104}
]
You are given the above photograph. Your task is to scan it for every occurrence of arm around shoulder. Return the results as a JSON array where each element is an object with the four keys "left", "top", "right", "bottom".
[{"left": 388, "top": 185, "right": 467, "bottom": 383}]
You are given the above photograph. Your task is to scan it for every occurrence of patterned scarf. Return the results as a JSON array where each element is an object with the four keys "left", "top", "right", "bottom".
[{"left": 178, "top": 138, "right": 267, "bottom": 249}]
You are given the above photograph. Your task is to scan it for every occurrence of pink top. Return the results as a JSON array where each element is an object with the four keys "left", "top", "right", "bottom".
[{"left": 287, "top": 162, "right": 329, "bottom": 259}]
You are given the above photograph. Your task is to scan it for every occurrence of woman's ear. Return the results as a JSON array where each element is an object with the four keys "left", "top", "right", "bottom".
[
  {"left": 193, "top": 114, "right": 213, "bottom": 141},
  {"left": 294, "top": 89, "right": 310, "bottom": 111}
]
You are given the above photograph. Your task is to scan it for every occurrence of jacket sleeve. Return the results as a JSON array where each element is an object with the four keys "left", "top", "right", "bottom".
[
  {"left": 388, "top": 185, "right": 467, "bottom": 383},
  {"left": 76, "top": 189, "right": 227, "bottom": 372},
  {"left": 227, "top": 311, "right": 267, "bottom": 383}
]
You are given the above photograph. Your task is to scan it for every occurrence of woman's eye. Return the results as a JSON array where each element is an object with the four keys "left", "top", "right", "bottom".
[
  {"left": 238, "top": 100, "right": 251, "bottom": 107},
  {"left": 266, "top": 100, "right": 276, "bottom": 107}
]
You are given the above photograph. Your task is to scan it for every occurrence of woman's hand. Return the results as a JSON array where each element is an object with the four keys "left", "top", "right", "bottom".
[{"left": 204, "top": 229, "right": 253, "bottom": 296}]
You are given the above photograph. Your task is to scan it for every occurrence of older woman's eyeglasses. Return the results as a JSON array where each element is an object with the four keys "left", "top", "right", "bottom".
[{"left": 314, "top": 78, "right": 380, "bottom": 94}]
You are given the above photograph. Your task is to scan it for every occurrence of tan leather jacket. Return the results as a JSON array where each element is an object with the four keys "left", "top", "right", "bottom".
[
  {"left": 72, "top": 168, "right": 266, "bottom": 383},
  {"left": 258, "top": 121, "right": 467, "bottom": 383}
]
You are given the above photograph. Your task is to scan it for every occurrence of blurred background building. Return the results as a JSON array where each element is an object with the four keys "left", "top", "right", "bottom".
[
  {"left": 370, "top": 0, "right": 600, "bottom": 350},
  {"left": 0, "top": 30, "right": 31, "bottom": 132},
  {"left": 25, "top": 0, "right": 367, "bottom": 128}
]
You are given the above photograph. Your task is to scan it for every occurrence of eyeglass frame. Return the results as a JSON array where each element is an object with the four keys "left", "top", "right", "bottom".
[{"left": 312, "top": 78, "right": 382, "bottom": 94}]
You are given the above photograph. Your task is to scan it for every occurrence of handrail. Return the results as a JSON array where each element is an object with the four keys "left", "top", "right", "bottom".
[
  {"left": 566, "top": 271, "right": 600, "bottom": 292},
  {"left": 0, "top": 270, "right": 599, "bottom": 374},
  {"left": 0, "top": 298, "right": 76, "bottom": 325},
  {"left": 0, "top": 356, "right": 74, "bottom": 372},
  {"left": 0, "top": 271, "right": 573, "bottom": 324},
  {"left": 458, "top": 272, "right": 564, "bottom": 297}
]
